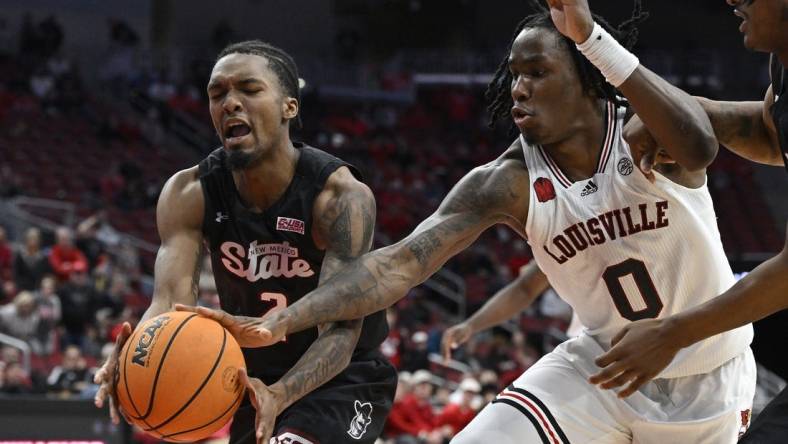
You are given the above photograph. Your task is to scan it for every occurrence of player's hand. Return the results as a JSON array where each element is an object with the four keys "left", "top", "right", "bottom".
[
  {"left": 545, "top": 0, "right": 594, "bottom": 44},
  {"left": 174, "top": 304, "right": 281, "bottom": 348},
  {"left": 238, "top": 369, "right": 282, "bottom": 444},
  {"left": 441, "top": 322, "right": 474, "bottom": 362},
  {"left": 588, "top": 318, "right": 681, "bottom": 398},
  {"left": 93, "top": 321, "right": 133, "bottom": 424},
  {"left": 623, "top": 114, "right": 676, "bottom": 183}
]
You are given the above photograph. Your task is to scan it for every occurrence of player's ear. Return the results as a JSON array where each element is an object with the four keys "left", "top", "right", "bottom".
[{"left": 282, "top": 97, "right": 298, "bottom": 121}]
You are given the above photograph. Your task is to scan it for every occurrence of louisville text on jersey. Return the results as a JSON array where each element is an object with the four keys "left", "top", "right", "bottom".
[
  {"left": 220, "top": 240, "right": 315, "bottom": 281},
  {"left": 543, "top": 201, "right": 669, "bottom": 264}
]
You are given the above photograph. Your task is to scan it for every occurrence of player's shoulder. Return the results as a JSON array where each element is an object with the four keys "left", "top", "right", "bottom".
[
  {"left": 158, "top": 165, "right": 204, "bottom": 231},
  {"left": 485, "top": 137, "right": 530, "bottom": 185},
  {"left": 315, "top": 166, "right": 375, "bottom": 215},
  {"left": 443, "top": 139, "right": 529, "bottom": 219}
]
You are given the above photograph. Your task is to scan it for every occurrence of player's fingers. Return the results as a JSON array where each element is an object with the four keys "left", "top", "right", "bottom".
[
  {"left": 108, "top": 392, "right": 120, "bottom": 425},
  {"left": 173, "top": 303, "right": 198, "bottom": 313},
  {"left": 94, "top": 382, "right": 108, "bottom": 407},
  {"left": 589, "top": 359, "right": 628, "bottom": 384},
  {"left": 93, "top": 366, "right": 107, "bottom": 384},
  {"left": 609, "top": 327, "right": 629, "bottom": 348},
  {"left": 600, "top": 369, "right": 637, "bottom": 390},
  {"left": 618, "top": 375, "right": 649, "bottom": 398},
  {"left": 255, "top": 327, "right": 275, "bottom": 345},
  {"left": 639, "top": 150, "right": 655, "bottom": 174},
  {"left": 594, "top": 343, "right": 626, "bottom": 368},
  {"left": 195, "top": 306, "right": 235, "bottom": 327}
]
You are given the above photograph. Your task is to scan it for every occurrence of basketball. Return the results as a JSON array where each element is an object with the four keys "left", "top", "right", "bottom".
[{"left": 116, "top": 311, "right": 245, "bottom": 442}]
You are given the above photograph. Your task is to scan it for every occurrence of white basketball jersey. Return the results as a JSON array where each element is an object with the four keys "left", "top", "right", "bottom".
[{"left": 523, "top": 102, "right": 752, "bottom": 378}]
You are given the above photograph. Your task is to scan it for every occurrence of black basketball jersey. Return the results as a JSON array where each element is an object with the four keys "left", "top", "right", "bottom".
[
  {"left": 198, "top": 143, "right": 389, "bottom": 383},
  {"left": 769, "top": 54, "right": 788, "bottom": 174}
]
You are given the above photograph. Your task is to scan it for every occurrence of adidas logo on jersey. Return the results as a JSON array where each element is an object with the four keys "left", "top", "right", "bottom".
[{"left": 580, "top": 180, "right": 598, "bottom": 197}]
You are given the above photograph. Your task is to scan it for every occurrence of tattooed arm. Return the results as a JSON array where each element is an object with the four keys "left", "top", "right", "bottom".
[
  {"left": 695, "top": 86, "right": 783, "bottom": 166},
  {"left": 94, "top": 166, "right": 205, "bottom": 421},
  {"left": 266, "top": 147, "right": 530, "bottom": 341},
  {"left": 268, "top": 167, "right": 373, "bottom": 411}
]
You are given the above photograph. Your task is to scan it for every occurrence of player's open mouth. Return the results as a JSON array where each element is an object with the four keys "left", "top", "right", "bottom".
[{"left": 224, "top": 121, "right": 252, "bottom": 144}]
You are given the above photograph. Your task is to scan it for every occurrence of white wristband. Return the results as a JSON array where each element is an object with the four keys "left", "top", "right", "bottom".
[{"left": 576, "top": 22, "right": 639, "bottom": 88}]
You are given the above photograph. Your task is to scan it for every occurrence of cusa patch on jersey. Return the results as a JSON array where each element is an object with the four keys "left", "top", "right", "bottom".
[{"left": 277, "top": 217, "right": 306, "bottom": 235}]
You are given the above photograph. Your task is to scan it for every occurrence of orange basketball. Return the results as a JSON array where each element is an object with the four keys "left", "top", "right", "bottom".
[{"left": 116, "top": 311, "right": 245, "bottom": 442}]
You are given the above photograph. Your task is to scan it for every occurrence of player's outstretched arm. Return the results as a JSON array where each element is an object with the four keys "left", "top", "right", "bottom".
[
  {"left": 240, "top": 167, "right": 374, "bottom": 443},
  {"left": 590, "top": 224, "right": 788, "bottom": 397},
  {"left": 265, "top": 152, "right": 529, "bottom": 343},
  {"left": 546, "top": 0, "right": 717, "bottom": 175},
  {"left": 94, "top": 167, "right": 205, "bottom": 423},
  {"left": 442, "top": 261, "right": 549, "bottom": 361},
  {"left": 696, "top": 86, "right": 783, "bottom": 166}
]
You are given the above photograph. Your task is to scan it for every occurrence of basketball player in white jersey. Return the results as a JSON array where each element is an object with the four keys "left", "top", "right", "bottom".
[{"left": 178, "top": 0, "right": 755, "bottom": 441}]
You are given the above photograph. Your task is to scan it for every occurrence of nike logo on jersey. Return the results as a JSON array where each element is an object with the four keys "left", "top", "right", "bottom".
[
  {"left": 543, "top": 201, "right": 669, "bottom": 265},
  {"left": 580, "top": 180, "right": 598, "bottom": 196},
  {"left": 220, "top": 240, "right": 315, "bottom": 281}
]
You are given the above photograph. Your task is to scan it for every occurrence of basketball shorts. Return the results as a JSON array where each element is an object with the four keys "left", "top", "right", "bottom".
[
  {"left": 740, "top": 385, "right": 788, "bottom": 443},
  {"left": 230, "top": 351, "right": 397, "bottom": 444},
  {"left": 453, "top": 333, "right": 756, "bottom": 444}
]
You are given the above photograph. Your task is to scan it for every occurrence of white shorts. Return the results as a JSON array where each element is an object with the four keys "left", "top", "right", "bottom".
[{"left": 453, "top": 334, "right": 756, "bottom": 444}]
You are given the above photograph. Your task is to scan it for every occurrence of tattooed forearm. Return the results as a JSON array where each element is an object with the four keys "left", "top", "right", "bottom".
[
  {"left": 275, "top": 162, "right": 525, "bottom": 335},
  {"left": 275, "top": 319, "right": 361, "bottom": 409},
  {"left": 697, "top": 97, "right": 781, "bottom": 165},
  {"left": 407, "top": 231, "right": 442, "bottom": 265}
]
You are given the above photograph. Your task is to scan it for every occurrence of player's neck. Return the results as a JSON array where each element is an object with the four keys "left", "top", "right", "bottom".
[
  {"left": 232, "top": 139, "right": 299, "bottom": 212},
  {"left": 542, "top": 100, "right": 607, "bottom": 182}
]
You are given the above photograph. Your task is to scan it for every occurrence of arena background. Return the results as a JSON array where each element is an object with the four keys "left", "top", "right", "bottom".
[{"left": 0, "top": 0, "right": 785, "bottom": 442}]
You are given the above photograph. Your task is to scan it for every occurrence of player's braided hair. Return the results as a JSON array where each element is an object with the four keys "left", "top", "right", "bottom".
[
  {"left": 217, "top": 40, "right": 303, "bottom": 128},
  {"left": 485, "top": 0, "right": 649, "bottom": 128}
]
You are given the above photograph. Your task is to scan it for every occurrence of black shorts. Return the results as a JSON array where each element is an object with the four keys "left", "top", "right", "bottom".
[
  {"left": 230, "top": 352, "right": 397, "bottom": 444},
  {"left": 740, "top": 386, "right": 788, "bottom": 443}
]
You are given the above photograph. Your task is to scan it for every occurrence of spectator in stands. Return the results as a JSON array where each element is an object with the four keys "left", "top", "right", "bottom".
[
  {"left": 14, "top": 227, "right": 49, "bottom": 290},
  {"left": 35, "top": 276, "right": 60, "bottom": 354},
  {"left": 386, "top": 370, "right": 440, "bottom": 443},
  {"left": 46, "top": 345, "right": 93, "bottom": 397},
  {"left": 436, "top": 378, "right": 481, "bottom": 436},
  {"left": 401, "top": 330, "right": 431, "bottom": 372},
  {"left": 0, "top": 226, "right": 12, "bottom": 280},
  {"left": 0, "top": 291, "right": 44, "bottom": 353},
  {"left": 48, "top": 226, "right": 88, "bottom": 282},
  {"left": 1, "top": 361, "right": 33, "bottom": 395},
  {"left": 0, "top": 279, "right": 16, "bottom": 304},
  {"left": 58, "top": 269, "right": 97, "bottom": 347}
]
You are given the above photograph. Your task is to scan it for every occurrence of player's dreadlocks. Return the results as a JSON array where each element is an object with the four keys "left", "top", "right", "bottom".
[
  {"left": 485, "top": 0, "right": 649, "bottom": 128},
  {"left": 217, "top": 40, "right": 303, "bottom": 128}
]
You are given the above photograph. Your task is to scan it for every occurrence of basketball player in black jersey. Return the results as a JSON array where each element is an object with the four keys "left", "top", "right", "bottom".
[
  {"left": 587, "top": 0, "right": 788, "bottom": 440},
  {"left": 93, "top": 40, "right": 396, "bottom": 444}
]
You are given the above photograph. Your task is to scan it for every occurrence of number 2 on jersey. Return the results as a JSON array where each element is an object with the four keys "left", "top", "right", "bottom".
[
  {"left": 260, "top": 292, "right": 287, "bottom": 342},
  {"left": 603, "top": 258, "right": 663, "bottom": 321}
]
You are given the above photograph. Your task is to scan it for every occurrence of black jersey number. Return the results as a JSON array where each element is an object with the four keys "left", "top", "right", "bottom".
[
  {"left": 260, "top": 292, "right": 287, "bottom": 342},
  {"left": 603, "top": 258, "right": 663, "bottom": 321}
]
